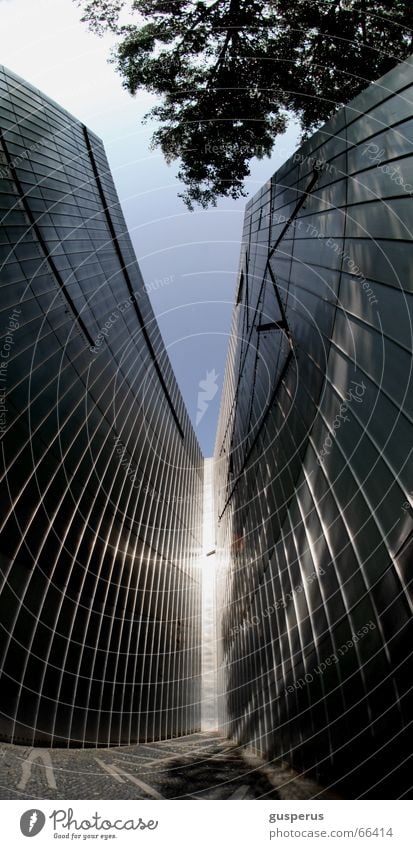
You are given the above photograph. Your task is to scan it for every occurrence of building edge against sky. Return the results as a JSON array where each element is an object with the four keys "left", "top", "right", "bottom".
[
  {"left": 0, "top": 65, "right": 203, "bottom": 747},
  {"left": 214, "top": 57, "right": 413, "bottom": 798}
]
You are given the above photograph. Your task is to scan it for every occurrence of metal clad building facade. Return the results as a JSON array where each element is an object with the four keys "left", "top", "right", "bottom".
[
  {"left": 0, "top": 67, "right": 202, "bottom": 746},
  {"left": 214, "top": 58, "right": 413, "bottom": 796}
]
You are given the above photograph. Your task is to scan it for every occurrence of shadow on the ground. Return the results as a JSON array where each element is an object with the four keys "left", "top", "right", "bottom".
[{"left": 155, "top": 745, "right": 280, "bottom": 799}]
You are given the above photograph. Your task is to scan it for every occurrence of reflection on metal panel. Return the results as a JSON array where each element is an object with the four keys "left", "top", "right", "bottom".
[
  {"left": 201, "top": 458, "right": 218, "bottom": 731},
  {"left": 214, "top": 57, "right": 413, "bottom": 798},
  {"left": 0, "top": 66, "right": 202, "bottom": 746}
]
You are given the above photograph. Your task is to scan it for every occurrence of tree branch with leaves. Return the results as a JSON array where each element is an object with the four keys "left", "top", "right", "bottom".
[{"left": 76, "top": 0, "right": 413, "bottom": 208}]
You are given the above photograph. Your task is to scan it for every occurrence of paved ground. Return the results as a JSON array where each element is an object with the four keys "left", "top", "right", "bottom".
[{"left": 0, "top": 732, "right": 338, "bottom": 800}]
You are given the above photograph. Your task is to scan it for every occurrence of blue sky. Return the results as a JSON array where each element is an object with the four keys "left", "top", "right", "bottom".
[{"left": 0, "top": 0, "right": 299, "bottom": 455}]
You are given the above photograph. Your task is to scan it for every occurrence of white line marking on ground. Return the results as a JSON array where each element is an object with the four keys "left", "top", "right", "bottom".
[
  {"left": 229, "top": 785, "right": 250, "bottom": 799},
  {"left": 17, "top": 749, "right": 57, "bottom": 791},
  {"left": 95, "top": 758, "right": 164, "bottom": 799}
]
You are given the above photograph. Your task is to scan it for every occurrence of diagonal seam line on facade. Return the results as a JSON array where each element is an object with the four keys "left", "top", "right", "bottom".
[{"left": 82, "top": 125, "right": 185, "bottom": 440}]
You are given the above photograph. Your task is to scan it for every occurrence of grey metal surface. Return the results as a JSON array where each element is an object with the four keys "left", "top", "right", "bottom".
[
  {"left": 0, "top": 67, "right": 203, "bottom": 747},
  {"left": 214, "top": 57, "right": 413, "bottom": 798}
]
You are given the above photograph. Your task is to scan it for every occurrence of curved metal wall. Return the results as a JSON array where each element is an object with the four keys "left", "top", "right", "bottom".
[
  {"left": 214, "top": 57, "right": 413, "bottom": 797},
  {"left": 0, "top": 67, "right": 203, "bottom": 746}
]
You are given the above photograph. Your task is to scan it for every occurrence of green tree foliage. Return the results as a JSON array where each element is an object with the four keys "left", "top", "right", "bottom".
[{"left": 76, "top": 1, "right": 413, "bottom": 208}]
